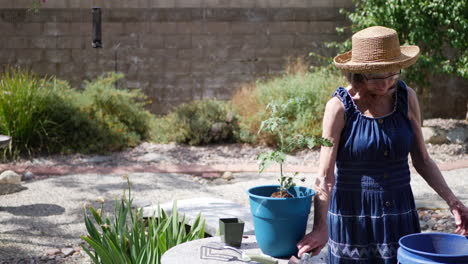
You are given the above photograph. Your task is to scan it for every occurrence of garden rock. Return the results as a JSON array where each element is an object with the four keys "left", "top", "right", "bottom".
[
  {"left": 222, "top": 171, "right": 234, "bottom": 181},
  {"left": 137, "top": 153, "right": 166, "bottom": 162},
  {"left": 61, "top": 247, "right": 74, "bottom": 257},
  {"left": 447, "top": 127, "right": 467, "bottom": 144},
  {"left": 46, "top": 248, "right": 61, "bottom": 256},
  {"left": 421, "top": 127, "right": 448, "bottom": 144},
  {"left": 0, "top": 170, "right": 21, "bottom": 184},
  {"left": 0, "top": 183, "right": 27, "bottom": 195},
  {"left": 22, "top": 171, "right": 35, "bottom": 181}
]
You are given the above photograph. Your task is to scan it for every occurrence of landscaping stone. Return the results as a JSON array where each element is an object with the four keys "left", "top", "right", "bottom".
[
  {"left": 0, "top": 170, "right": 21, "bottom": 184},
  {"left": 22, "top": 171, "right": 35, "bottom": 181},
  {"left": 136, "top": 153, "right": 167, "bottom": 162},
  {"left": 447, "top": 127, "right": 467, "bottom": 144},
  {"left": 421, "top": 127, "right": 449, "bottom": 144},
  {"left": 141, "top": 197, "right": 255, "bottom": 236},
  {"left": 46, "top": 248, "right": 60, "bottom": 256},
  {"left": 201, "top": 172, "right": 221, "bottom": 179},
  {"left": 61, "top": 247, "right": 74, "bottom": 257},
  {"left": 222, "top": 171, "right": 234, "bottom": 180}
]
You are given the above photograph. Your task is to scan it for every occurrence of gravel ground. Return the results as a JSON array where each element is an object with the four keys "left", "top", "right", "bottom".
[{"left": 0, "top": 117, "right": 466, "bottom": 263}]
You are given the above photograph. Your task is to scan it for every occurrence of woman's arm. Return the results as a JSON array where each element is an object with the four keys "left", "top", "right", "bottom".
[
  {"left": 297, "top": 96, "right": 345, "bottom": 257},
  {"left": 407, "top": 87, "right": 468, "bottom": 235}
]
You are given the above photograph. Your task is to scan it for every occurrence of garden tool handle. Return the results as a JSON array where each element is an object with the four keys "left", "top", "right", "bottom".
[{"left": 244, "top": 252, "right": 279, "bottom": 264}]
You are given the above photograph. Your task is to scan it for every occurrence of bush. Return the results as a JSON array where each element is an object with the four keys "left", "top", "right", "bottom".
[
  {"left": 0, "top": 68, "right": 155, "bottom": 159},
  {"left": 81, "top": 177, "right": 206, "bottom": 264},
  {"left": 153, "top": 100, "right": 240, "bottom": 145},
  {"left": 232, "top": 66, "right": 346, "bottom": 148},
  {"left": 0, "top": 68, "right": 57, "bottom": 157}
]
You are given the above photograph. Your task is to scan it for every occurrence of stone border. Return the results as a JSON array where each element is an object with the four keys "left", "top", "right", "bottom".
[{"left": 1, "top": 158, "right": 467, "bottom": 177}]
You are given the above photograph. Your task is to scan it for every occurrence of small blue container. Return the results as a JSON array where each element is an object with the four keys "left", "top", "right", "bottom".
[
  {"left": 398, "top": 232, "right": 468, "bottom": 264},
  {"left": 247, "top": 185, "right": 315, "bottom": 257}
]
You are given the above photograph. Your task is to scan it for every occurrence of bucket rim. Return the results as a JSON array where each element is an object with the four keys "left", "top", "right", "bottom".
[
  {"left": 398, "top": 232, "right": 468, "bottom": 258},
  {"left": 247, "top": 185, "right": 315, "bottom": 200}
]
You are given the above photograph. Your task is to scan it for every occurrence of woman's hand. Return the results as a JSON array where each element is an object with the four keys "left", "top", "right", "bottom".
[
  {"left": 450, "top": 201, "right": 468, "bottom": 235},
  {"left": 296, "top": 229, "right": 328, "bottom": 257}
]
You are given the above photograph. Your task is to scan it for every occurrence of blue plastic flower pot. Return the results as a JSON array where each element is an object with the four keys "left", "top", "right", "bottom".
[
  {"left": 247, "top": 185, "right": 315, "bottom": 258},
  {"left": 398, "top": 232, "right": 468, "bottom": 264}
]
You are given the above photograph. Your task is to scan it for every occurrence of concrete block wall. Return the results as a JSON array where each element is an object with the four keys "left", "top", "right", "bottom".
[
  {"left": 2, "top": 0, "right": 465, "bottom": 118},
  {"left": 0, "top": 0, "right": 353, "bottom": 114}
]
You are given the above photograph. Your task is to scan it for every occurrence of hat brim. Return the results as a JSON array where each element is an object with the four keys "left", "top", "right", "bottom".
[{"left": 333, "top": 46, "right": 420, "bottom": 73}]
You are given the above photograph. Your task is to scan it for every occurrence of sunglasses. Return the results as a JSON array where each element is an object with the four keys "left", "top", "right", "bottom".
[{"left": 363, "top": 70, "right": 401, "bottom": 82}]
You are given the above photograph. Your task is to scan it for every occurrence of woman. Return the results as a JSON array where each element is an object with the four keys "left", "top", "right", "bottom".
[{"left": 297, "top": 26, "right": 468, "bottom": 263}]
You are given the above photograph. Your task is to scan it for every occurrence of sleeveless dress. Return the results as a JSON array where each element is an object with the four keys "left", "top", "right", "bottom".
[{"left": 327, "top": 80, "right": 421, "bottom": 264}]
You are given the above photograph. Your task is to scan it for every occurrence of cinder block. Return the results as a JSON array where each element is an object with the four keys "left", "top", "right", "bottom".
[
  {"left": 0, "top": 23, "right": 16, "bottom": 35},
  {"left": 140, "top": 35, "right": 165, "bottom": 49},
  {"left": 229, "top": 0, "right": 256, "bottom": 8},
  {"left": 270, "top": 8, "right": 295, "bottom": 22},
  {"left": 192, "top": 34, "right": 217, "bottom": 49},
  {"left": 243, "top": 34, "right": 269, "bottom": 49},
  {"left": 17, "top": 23, "right": 43, "bottom": 36},
  {"left": 42, "top": 0, "right": 69, "bottom": 8},
  {"left": 333, "top": 0, "right": 354, "bottom": 8},
  {"left": 176, "top": 22, "right": 204, "bottom": 34},
  {"left": 29, "top": 36, "right": 57, "bottom": 49},
  {"left": 270, "top": 34, "right": 295, "bottom": 48},
  {"left": 124, "top": 22, "right": 150, "bottom": 34},
  {"left": 0, "top": 49, "right": 16, "bottom": 64},
  {"left": 71, "top": 49, "right": 98, "bottom": 63},
  {"left": 69, "top": 23, "right": 91, "bottom": 36},
  {"left": 178, "top": 48, "right": 204, "bottom": 59},
  {"left": 294, "top": 34, "right": 315, "bottom": 48},
  {"left": 165, "top": 35, "right": 192, "bottom": 49},
  {"left": 239, "top": 8, "right": 270, "bottom": 23},
  {"left": 309, "top": 21, "right": 339, "bottom": 34},
  {"left": 230, "top": 22, "right": 261, "bottom": 34},
  {"left": 31, "top": 62, "right": 57, "bottom": 76},
  {"left": 150, "top": 22, "right": 177, "bottom": 34},
  {"left": 280, "top": 0, "right": 309, "bottom": 8},
  {"left": 17, "top": 49, "right": 42, "bottom": 64},
  {"left": 203, "top": 22, "right": 231, "bottom": 34},
  {"left": 176, "top": 0, "right": 202, "bottom": 8},
  {"left": 203, "top": 0, "right": 231, "bottom": 8},
  {"left": 44, "top": 22, "right": 71, "bottom": 36},
  {"left": 151, "top": 0, "right": 176, "bottom": 8},
  {"left": 256, "top": 0, "right": 281, "bottom": 8},
  {"left": 104, "top": 22, "right": 124, "bottom": 35},
  {"left": 45, "top": 50, "right": 72, "bottom": 63},
  {"left": 6, "top": 37, "right": 28, "bottom": 49},
  {"left": 267, "top": 21, "right": 295, "bottom": 34},
  {"left": 166, "top": 59, "right": 191, "bottom": 73},
  {"left": 1, "top": 0, "right": 15, "bottom": 8},
  {"left": 56, "top": 36, "right": 84, "bottom": 49}
]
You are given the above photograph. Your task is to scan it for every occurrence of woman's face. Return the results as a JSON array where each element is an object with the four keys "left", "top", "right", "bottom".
[{"left": 362, "top": 71, "right": 400, "bottom": 96}]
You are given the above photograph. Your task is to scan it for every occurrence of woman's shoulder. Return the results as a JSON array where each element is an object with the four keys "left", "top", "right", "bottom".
[{"left": 326, "top": 95, "right": 346, "bottom": 116}]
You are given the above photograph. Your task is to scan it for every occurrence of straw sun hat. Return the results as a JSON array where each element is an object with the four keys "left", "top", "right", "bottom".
[{"left": 334, "top": 26, "right": 420, "bottom": 73}]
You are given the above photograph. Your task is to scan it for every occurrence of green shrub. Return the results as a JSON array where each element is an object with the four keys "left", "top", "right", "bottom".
[
  {"left": 0, "top": 68, "right": 155, "bottom": 158},
  {"left": 153, "top": 100, "right": 240, "bottom": 145},
  {"left": 0, "top": 68, "right": 55, "bottom": 157},
  {"left": 232, "top": 68, "right": 346, "bottom": 148},
  {"left": 81, "top": 177, "right": 206, "bottom": 264}
]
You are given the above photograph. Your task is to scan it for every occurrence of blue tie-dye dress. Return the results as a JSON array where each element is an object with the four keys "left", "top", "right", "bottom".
[{"left": 327, "top": 80, "right": 421, "bottom": 264}]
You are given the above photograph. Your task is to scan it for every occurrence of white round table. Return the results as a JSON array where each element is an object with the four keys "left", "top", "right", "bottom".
[{"left": 161, "top": 235, "right": 290, "bottom": 264}]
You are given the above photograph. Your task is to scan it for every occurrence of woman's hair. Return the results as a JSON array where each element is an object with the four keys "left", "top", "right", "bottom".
[
  {"left": 345, "top": 72, "right": 365, "bottom": 84},
  {"left": 344, "top": 71, "right": 366, "bottom": 90}
]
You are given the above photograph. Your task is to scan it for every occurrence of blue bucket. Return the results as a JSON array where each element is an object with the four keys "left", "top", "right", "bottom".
[
  {"left": 398, "top": 232, "right": 468, "bottom": 264},
  {"left": 247, "top": 185, "right": 315, "bottom": 257}
]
